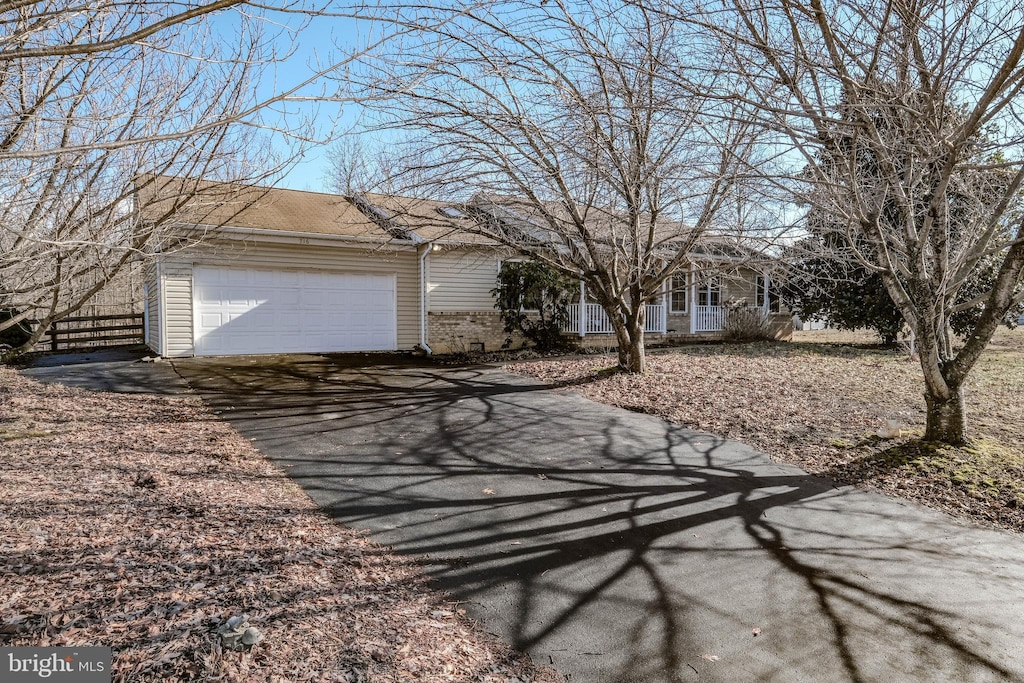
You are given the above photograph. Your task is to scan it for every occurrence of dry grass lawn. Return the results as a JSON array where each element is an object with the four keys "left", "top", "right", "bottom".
[
  {"left": 507, "top": 327, "right": 1024, "bottom": 533},
  {"left": 0, "top": 368, "right": 562, "bottom": 683}
]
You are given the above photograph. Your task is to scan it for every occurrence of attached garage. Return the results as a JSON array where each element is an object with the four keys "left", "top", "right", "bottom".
[
  {"left": 141, "top": 179, "right": 495, "bottom": 358},
  {"left": 192, "top": 266, "right": 397, "bottom": 356}
]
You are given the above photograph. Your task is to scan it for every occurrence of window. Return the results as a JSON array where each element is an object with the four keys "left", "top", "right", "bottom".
[
  {"left": 756, "top": 276, "right": 781, "bottom": 313},
  {"left": 697, "top": 277, "right": 721, "bottom": 307},
  {"left": 670, "top": 272, "right": 688, "bottom": 313}
]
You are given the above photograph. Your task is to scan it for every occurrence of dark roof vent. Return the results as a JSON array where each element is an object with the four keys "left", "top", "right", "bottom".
[{"left": 437, "top": 205, "right": 465, "bottom": 219}]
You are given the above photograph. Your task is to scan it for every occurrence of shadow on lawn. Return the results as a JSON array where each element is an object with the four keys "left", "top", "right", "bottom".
[{"left": 177, "top": 355, "right": 1023, "bottom": 683}]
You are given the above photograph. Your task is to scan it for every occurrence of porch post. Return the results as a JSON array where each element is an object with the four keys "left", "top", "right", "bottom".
[
  {"left": 689, "top": 265, "right": 696, "bottom": 334},
  {"left": 661, "top": 279, "right": 668, "bottom": 333},
  {"left": 579, "top": 280, "right": 586, "bottom": 338}
]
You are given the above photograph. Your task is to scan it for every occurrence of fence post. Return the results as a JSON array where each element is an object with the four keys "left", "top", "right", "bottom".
[{"left": 50, "top": 324, "right": 58, "bottom": 352}]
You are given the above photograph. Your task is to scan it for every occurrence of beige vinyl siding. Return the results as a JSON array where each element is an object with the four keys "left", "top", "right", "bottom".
[
  {"left": 144, "top": 266, "right": 161, "bottom": 354},
  {"left": 159, "top": 239, "right": 420, "bottom": 357},
  {"left": 162, "top": 261, "right": 194, "bottom": 357},
  {"left": 428, "top": 249, "right": 501, "bottom": 312},
  {"left": 724, "top": 269, "right": 758, "bottom": 304}
]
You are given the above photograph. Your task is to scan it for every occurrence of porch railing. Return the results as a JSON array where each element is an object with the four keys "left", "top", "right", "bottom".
[
  {"left": 693, "top": 305, "right": 726, "bottom": 332},
  {"left": 564, "top": 303, "right": 666, "bottom": 336}
]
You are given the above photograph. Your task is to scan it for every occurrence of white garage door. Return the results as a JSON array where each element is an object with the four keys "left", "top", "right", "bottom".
[{"left": 193, "top": 266, "right": 397, "bottom": 356}]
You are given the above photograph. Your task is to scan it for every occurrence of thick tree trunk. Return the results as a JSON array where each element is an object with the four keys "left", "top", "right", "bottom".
[
  {"left": 923, "top": 387, "right": 967, "bottom": 446},
  {"left": 613, "top": 328, "right": 647, "bottom": 373},
  {"left": 611, "top": 309, "right": 647, "bottom": 374},
  {"left": 627, "top": 328, "right": 646, "bottom": 373},
  {"left": 914, "top": 319, "right": 972, "bottom": 445}
]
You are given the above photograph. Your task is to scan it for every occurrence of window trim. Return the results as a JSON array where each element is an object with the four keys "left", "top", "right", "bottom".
[
  {"left": 696, "top": 276, "right": 721, "bottom": 308},
  {"left": 756, "top": 275, "right": 781, "bottom": 313},
  {"left": 670, "top": 272, "right": 688, "bottom": 313}
]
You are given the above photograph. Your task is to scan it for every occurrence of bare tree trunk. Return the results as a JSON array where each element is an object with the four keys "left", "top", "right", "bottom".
[
  {"left": 628, "top": 324, "right": 646, "bottom": 374},
  {"left": 924, "top": 386, "right": 967, "bottom": 445},
  {"left": 611, "top": 305, "right": 646, "bottom": 373}
]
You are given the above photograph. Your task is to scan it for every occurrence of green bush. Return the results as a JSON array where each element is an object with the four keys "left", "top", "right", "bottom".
[{"left": 492, "top": 261, "right": 576, "bottom": 352}]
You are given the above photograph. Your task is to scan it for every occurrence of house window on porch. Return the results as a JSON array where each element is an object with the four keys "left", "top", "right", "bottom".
[
  {"left": 670, "top": 273, "right": 688, "bottom": 313},
  {"left": 756, "top": 276, "right": 781, "bottom": 313},
  {"left": 697, "top": 277, "right": 720, "bottom": 307}
]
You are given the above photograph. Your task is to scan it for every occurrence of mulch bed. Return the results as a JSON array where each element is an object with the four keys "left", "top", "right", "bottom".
[
  {"left": 507, "top": 329, "right": 1024, "bottom": 534},
  {"left": 0, "top": 367, "right": 562, "bottom": 682}
]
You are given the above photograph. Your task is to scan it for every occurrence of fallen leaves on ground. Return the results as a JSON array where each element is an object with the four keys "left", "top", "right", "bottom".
[
  {"left": 0, "top": 367, "right": 562, "bottom": 683},
  {"left": 507, "top": 328, "right": 1024, "bottom": 534}
]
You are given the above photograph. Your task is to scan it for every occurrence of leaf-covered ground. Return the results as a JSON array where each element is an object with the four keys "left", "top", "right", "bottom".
[
  {"left": 0, "top": 368, "right": 562, "bottom": 683},
  {"left": 507, "top": 328, "right": 1024, "bottom": 534}
]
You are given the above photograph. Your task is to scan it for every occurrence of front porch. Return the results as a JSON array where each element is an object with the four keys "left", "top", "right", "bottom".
[
  {"left": 564, "top": 303, "right": 674, "bottom": 335},
  {"left": 563, "top": 302, "right": 729, "bottom": 337}
]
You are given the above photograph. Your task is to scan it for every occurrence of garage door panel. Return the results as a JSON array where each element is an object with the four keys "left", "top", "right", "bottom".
[{"left": 193, "top": 266, "right": 398, "bottom": 356}]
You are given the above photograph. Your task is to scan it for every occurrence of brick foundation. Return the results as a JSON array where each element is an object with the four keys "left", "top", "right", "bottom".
[{"left": 427, "top": 311, "right": 528, "bottom": 354}]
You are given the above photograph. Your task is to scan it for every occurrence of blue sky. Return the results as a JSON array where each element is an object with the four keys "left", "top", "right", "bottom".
[{"left": 241, "top": 8, "right": 370, "bottom": 192}]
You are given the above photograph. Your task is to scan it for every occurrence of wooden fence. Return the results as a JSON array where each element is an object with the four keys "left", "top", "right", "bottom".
[{"left": 42, "top": 314, "right": 145, "bottom": 351}]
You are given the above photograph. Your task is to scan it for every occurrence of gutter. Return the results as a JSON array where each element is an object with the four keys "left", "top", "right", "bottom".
[
  {"left": 177, "top": 223, "right": 421, "bottom": 249},
  {"left": 417, "top": 242, "right": 433, "bottom": 355}
]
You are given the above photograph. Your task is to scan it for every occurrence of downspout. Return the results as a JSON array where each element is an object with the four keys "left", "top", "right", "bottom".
[{"left": 418, "top": 242, "right": 433, "bottom": 355}]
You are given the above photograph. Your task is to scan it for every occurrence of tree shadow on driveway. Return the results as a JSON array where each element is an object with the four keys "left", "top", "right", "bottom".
[{"left": 176, "top": 354, "right": 1024, "bottom": 683}]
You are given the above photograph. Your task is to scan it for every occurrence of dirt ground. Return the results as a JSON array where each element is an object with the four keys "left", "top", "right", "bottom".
[
  {"left": 0, "top": 368, "right": 562, "bottom": 683},
  {"left": 508, "top": 327, "right": 1024, "bottom": 533}
]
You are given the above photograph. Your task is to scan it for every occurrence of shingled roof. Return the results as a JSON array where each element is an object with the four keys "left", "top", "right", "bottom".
[
  {"left": 136, "top": 176, "right": 748, "bottom": 258},
  {"left": 135, "top": 176, "right": 497, "bottom": 245}
]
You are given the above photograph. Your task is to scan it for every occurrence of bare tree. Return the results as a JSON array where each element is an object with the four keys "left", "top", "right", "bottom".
[
  {"left": 0, "top": 8, "right": 281, "bottom": 356},
  {"left": 679, "top": 0, "right": 1024, "bottom": 444},
  {"left": 0, "top": 1, "right": 383, "bottom": 358},
  {"left": 349, "top": 0, "right": 764, "bottom": 372}
]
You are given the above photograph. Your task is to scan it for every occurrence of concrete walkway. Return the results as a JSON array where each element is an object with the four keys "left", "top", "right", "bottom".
[{"left": 168, "top": 354, "right": 1024, "bottom": 683}]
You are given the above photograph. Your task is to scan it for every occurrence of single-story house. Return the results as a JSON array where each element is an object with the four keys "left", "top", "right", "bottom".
[{"left": 140, "top": 179, "right": 790, "bottom": 358}]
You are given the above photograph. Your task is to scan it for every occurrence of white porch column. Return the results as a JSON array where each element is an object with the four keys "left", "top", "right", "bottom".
[
  {"left": 689, "top": 265, "right": 696, "bottom": 334},
  {"left": 579, "top": 280, "right": 586, "bottom": 338},
  {"left": 661, "top": 279, "right": 668, "bottom": 333}
]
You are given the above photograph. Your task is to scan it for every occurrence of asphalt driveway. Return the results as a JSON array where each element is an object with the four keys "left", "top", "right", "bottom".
[{"left": 173, "top": 354, "right": 1024, "bottom": 683}]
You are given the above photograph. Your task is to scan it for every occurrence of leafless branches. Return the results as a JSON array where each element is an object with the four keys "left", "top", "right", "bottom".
[
  {"left": 672, "top": 0, "right": 1024, "bottom": 442},
  {"left": 0, "top": 1, "right": 383, "bottom": 357},
  {"left": 346, "top": 0, "right": 769, "bottom": 371}
]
